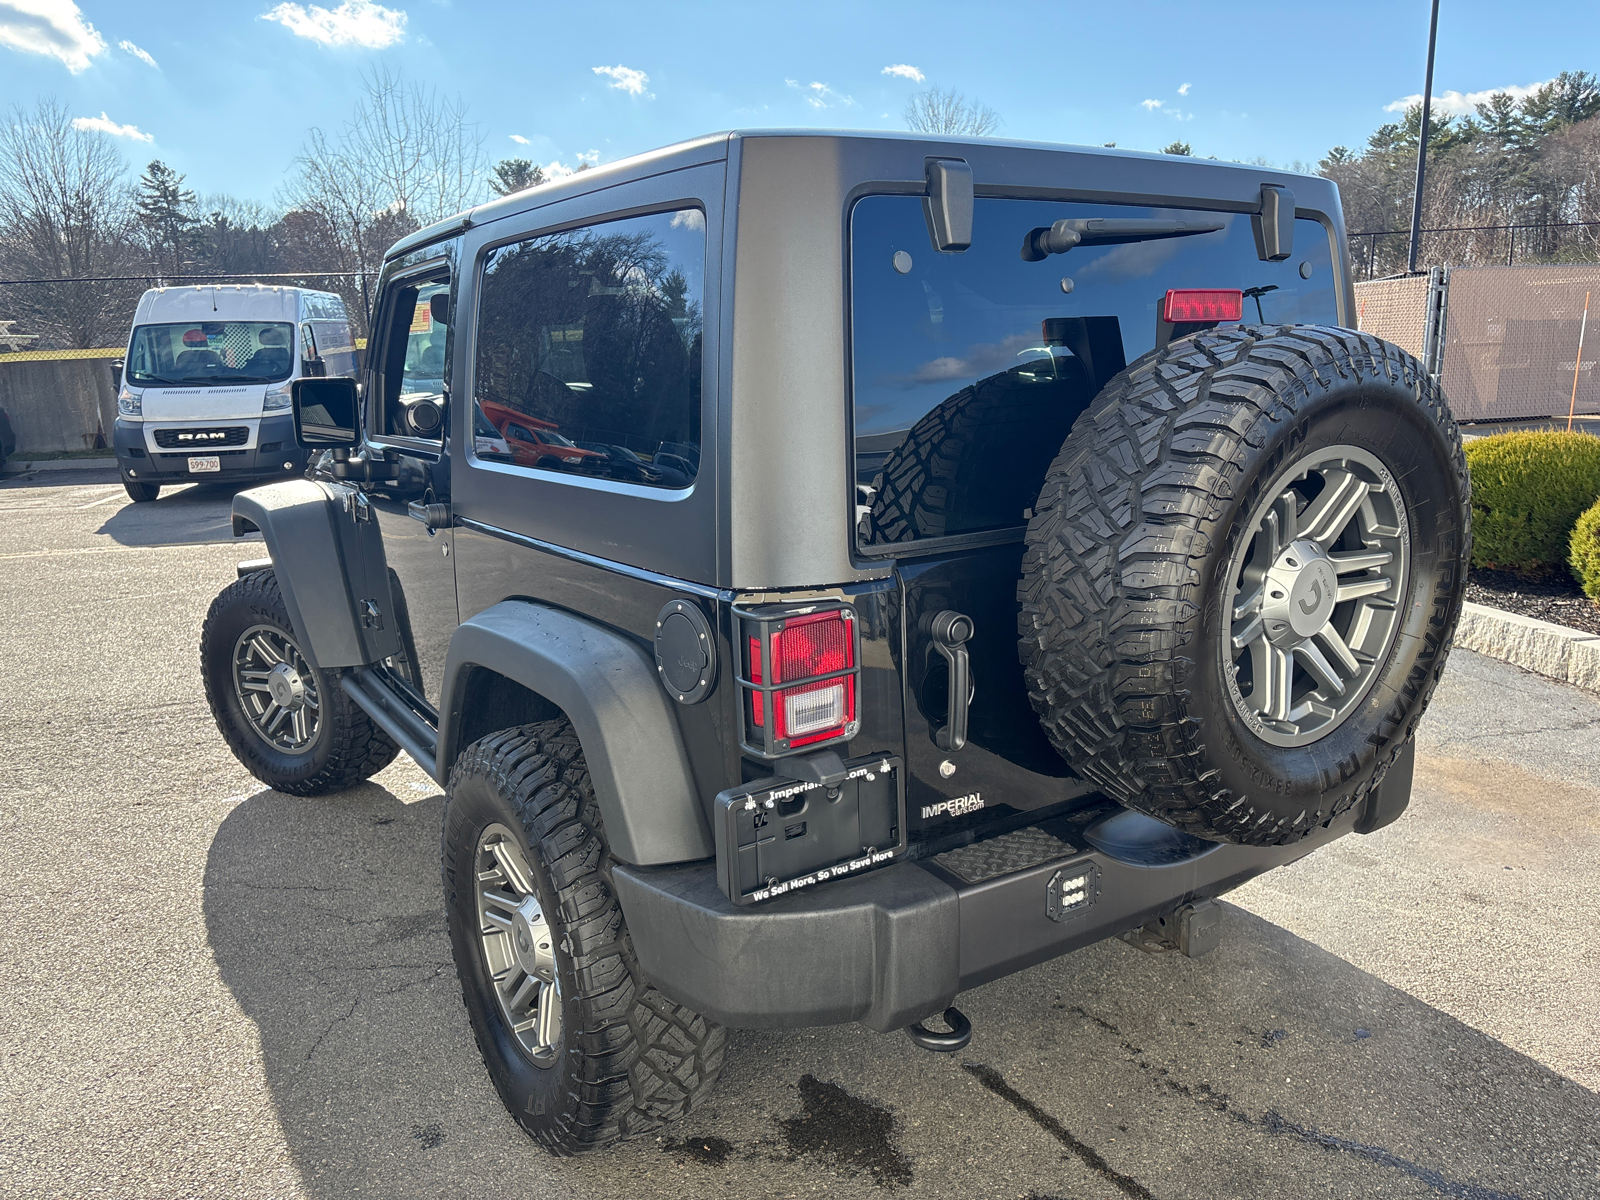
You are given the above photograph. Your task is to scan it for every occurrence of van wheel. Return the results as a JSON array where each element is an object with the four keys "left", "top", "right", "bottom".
[
  {"left": 1019, "top": 326, "right": 1470, "bottom": 845},
  {"left": 443, "top": 721, "right": 726, "bottom": 1155},
  {"left": 200, "top": 570, "right": 399, "bottom": 794},
  {"left": 123, "top": 479, "right": 160, "bottom": 502}
]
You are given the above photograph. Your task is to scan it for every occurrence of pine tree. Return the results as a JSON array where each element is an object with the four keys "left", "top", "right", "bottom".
[
  {"left": 136, "top": 160, "right": 199, "bottom": 280},
  {"left": 489, "top": 158, "right": 545, "bottom": 197}
]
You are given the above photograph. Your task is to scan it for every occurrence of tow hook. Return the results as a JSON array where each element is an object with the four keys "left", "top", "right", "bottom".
[{"left": 906, "top": 1006, "right": 972, "bottom": 1052}]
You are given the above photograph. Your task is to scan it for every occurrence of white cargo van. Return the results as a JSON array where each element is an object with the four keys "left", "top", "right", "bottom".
[{"left": 113, "top": 285, "right": 359, "bottom": 501}]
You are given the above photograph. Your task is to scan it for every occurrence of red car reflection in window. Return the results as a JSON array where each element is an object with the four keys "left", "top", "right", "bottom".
[{"left": 477, "top": 401, "right": 605, "bottom": 470}]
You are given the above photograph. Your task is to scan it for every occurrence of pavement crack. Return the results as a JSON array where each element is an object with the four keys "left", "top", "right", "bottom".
[
  {"left": 304, "top": 996, "right": 359, "bottom": 1062},
  {"left": 962, "top": 1062, "right": 1155, "bottom": 1200},
  {"left": 1261, "top": 1112, "right": 1526, "bottom": 1200}
]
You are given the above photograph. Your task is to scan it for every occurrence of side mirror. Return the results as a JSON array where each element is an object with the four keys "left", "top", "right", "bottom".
[
  {"left": 429, "top": 292, "right": 450, "bottom": 325},
  {"left": 293, "top": 377, "right": 361, "bottom": 448}
]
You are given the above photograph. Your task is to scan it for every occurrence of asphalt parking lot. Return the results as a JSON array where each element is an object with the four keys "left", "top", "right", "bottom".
[{"left": 2, "top": 470, "right": 1597, "bottom": 1200}]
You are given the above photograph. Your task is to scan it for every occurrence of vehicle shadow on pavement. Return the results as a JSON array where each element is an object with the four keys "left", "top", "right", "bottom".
[
  {"left": 205, "top": 784, "right": 1600, "bottom": 1200},
  {"left": 96, "top": 481, "right": 263, "bottom": 547}
]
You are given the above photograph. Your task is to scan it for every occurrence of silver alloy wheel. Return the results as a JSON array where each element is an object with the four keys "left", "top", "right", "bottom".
[
  {"left": 475, "top": 824, "right": 563, "bottom": 1065},
  {"left": 232, "top": 624, "right": 321, "bottom": 753},
  {"left": 1222, "top": 445, "right": 1410, "bottom": 747}
]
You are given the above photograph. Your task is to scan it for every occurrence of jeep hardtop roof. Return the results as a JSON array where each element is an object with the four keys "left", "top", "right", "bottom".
[
  {"left": 379, "top": 129, "right": 1351, "bottom": 593},
  {"left": 387, "top": 129, "right": 1346, "bottom": 265}
]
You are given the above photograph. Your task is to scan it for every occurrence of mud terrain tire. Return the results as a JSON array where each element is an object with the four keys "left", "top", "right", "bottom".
[
  {"left": 443, "top": 720, "right": 726, "bottom": 1155},
  {"left": 1019, "top": 326, "right": 1469, "bottom": 845},
  {"left": 200, "top": 569, "right": 399, "bottom": 794}
]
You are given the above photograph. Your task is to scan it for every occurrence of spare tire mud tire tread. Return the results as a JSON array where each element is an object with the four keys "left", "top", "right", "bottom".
[{"left": 1018, "top": 325, "right": 1469, "bottom": 846}]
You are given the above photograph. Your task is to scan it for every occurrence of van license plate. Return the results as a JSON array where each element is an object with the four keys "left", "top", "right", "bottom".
[{"left": 188, "top": 456, "right": 221, "bottom": 473}]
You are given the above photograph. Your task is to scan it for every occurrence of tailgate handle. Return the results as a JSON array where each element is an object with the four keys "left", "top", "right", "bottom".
[{"left": 929, "top": 610, "right": 974, "bottom": 752}]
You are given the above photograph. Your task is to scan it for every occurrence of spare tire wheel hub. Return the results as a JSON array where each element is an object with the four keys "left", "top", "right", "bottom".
[{"left": 1223, "top": 445, "right": 1410, "bottom": 748}]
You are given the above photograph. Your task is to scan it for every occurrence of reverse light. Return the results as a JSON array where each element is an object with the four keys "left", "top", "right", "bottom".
[
  {"left": 1161, "top": 288, "right": 1244, "bottom": 324},
  {"left": 740, "top": 604, "right": 860, "bottom": 755}
]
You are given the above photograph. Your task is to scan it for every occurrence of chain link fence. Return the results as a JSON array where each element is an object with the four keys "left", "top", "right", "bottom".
[
  {"left": 1357, "top": 264, "right": 1599, "bottom": 424},
  {"left": 0, "top": 271, "right": 373, "bottom": 358}
]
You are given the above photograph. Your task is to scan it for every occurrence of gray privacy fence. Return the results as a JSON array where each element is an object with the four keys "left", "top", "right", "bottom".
[
  {"left": 0, "top": 354, "right": 120, "bottom": 455},
  {"left": 1356, "top": 264, "right": 1599, "bottom": 423}
]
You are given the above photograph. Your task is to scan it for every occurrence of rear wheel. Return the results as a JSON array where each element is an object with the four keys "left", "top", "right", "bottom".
[
  {"left": 123, "top": 478, "right": 160, "bottom": 502},
  {"left": 1019, "top": 326, "right": 1470, "bottom": 845},
  {"left": 200, "top": 570, "right": 399, "bottom": 794},
  {"left": 443, "top": 721, "right": 725, "bottom": 1154}
]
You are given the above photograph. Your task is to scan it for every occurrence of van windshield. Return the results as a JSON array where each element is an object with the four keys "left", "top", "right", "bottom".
[{"left": 127, "top": 321, "right": 295, "bottom": 386}]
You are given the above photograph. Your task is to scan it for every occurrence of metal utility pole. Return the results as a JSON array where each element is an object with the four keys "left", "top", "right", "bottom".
[{"left": 1407, "top": 0, "right": 1442, "bottom": 275}]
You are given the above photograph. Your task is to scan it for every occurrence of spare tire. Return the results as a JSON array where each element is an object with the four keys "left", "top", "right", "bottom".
[{"left": 1018, "top": 325, "right": 1469, "bottom": 845}]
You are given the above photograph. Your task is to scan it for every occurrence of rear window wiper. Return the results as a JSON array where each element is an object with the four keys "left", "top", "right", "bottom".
[{"left": 1021, "top": 217, "right": 1227, "bottom": 261}]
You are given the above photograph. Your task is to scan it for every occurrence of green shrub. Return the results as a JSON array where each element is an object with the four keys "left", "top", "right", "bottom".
[
  {"left": 1464, "top": 430, "right": 1600, "bottom": 573},
  {"left": 1570, "top": 496, "right": 1600, "bottom": 599}
]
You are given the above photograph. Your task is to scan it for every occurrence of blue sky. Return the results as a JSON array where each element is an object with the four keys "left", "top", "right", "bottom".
[{"left": 2, "top": 0, "right": 1597, "bottom": 204}]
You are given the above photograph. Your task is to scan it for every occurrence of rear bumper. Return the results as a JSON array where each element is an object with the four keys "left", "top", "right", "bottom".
[
  {"left": 114, "top": 415, "right": 308, "bottom": 482},
  {"left": 614, "top": 806, "right": 1356, "bottom": 1033}
]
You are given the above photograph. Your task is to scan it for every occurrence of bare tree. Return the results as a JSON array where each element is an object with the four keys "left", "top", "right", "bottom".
[
  {"left": 0, "top": 97, "right": 140, "bottom": 347},
  {"left": 281, "top": 67, "right": 486, "bottom": 331},
  {"left": 312, "top": 65, "right": 488, "bottom": 226},
  {"left": 903, "top": 86, "right": 1001, "bottom": 138}
]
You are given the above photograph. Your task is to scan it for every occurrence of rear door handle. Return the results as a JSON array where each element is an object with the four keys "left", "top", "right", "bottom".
[
  {"left": 929, "top": 610, "right": 974, "bottom": 752},
  {"left": 407, "top": 500, "right": 450, "bottom": 531}
]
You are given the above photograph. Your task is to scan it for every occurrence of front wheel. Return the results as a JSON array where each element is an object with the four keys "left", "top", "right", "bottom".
[
  {"left": 443, "top": 721, "right": 725, "bottom": 1155},
  {"left": 123, "top": 478, "right": 160, "bottom": 502},
  {"left": 200, "top": 570, "right": 399, "bottom": 794}
]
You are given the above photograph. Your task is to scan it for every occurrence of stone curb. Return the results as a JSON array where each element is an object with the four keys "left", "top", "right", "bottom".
[{"left": 1454, "top": 600, "right": 1600, "bottom": 691}]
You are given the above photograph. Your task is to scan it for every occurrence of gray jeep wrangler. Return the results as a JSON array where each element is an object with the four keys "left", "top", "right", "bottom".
[{"left": 199, "top": 130, "right": 1470, "bottom": 1154}]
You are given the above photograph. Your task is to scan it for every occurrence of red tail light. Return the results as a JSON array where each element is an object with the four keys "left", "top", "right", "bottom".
[
  {"left": 741, "top": 604, "right": 859, "bottom": 755},
  {"left": 1162, "top": 288, "right": 1243, "bottom": 324}
]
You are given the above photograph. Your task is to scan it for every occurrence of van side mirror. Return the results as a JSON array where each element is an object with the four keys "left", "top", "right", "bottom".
[
  {"left": 293, "top": 377, "right": 361, "bottom": 448},
  {"left": 429, "top": 292, "right": 450, "bottom": 325}
]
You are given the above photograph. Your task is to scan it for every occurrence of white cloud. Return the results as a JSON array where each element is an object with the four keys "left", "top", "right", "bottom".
[
  {"left": 593, "top": 63, "right": 652, "bottom": 98},
  {"left": 541, "top": 152, "right": 600, "bottom": 179},
  {"left": 508, "top": 134, "right": 529, "bottom": 145},
  {"left": 1141, "top": 97, "right": 1193, "bottom": 121},
  {"left": 1384, "top": 79, "right": 1553, "bottom": 117},
  {"left": 881, "top": 63, "right": 924, "bottom": 83},
  {"left": 671, "top": 209, "right": 704, "bottom": 231},
  {"left": 1177, "top": 82, "right": 1191, "bottom": 96},
  {"left": 786, "top": 79, "right": 854, "bottom": 110},
  {"left": 71, "top": 111, "right": 152, "bottom": 142},
  {"left": 259, "top": 0, "right": 406, "bottom": 48},
  {"left": 0, "top": 0, "right": 106, "bottom": 72},
  {"left": 118, "top": 39, "right": 157, "bottom": 68}
]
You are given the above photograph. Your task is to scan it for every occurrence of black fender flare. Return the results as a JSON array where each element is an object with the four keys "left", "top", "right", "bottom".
[
  {"left": 231, "top": 479, "right": 399, "bottom": 669},
  {"left": 439, "top": 601, "right": 713, "bottom": 866}
]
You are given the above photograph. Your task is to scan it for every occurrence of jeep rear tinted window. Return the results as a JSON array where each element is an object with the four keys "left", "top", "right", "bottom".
[
  {"left": 471, "top": 208, "right": 704, "bottom": 490},
  {"left": 850, "top": 196, "right": 1337, "bottom": 547}
]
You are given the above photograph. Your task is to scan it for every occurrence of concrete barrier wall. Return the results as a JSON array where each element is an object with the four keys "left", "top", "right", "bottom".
[{"left": 0, "top": 358, "right": 120, "bottom": 454}]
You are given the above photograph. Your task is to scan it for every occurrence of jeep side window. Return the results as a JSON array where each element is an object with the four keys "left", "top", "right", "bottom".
[
  {"left": 471, "top": 208, "right": 704, "bottom": 489},
  {"left": 377, "top": 274, "right": 451, "bottom": 440}
]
